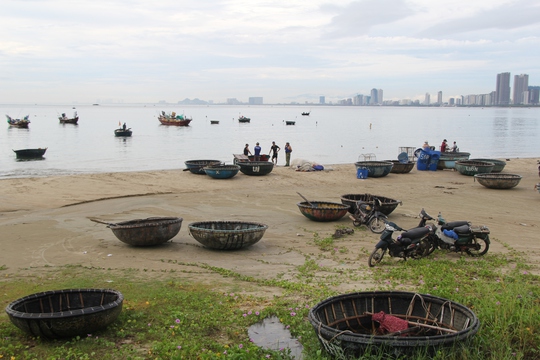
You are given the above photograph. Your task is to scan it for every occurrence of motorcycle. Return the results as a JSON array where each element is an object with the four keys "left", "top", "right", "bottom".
[
  {"left": 367, "top": 221, "right": 434, "bottom": 267},
  {"left": 419, "top": 209, "right": 490, "bottom": 257},
  {"left": 349, "top": 198, "right": 388, "bottom": 233}
]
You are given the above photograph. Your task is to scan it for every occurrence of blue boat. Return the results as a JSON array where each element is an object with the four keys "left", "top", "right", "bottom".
[{"left": 203, "top": 164, "right": 240, "bottom": 179}]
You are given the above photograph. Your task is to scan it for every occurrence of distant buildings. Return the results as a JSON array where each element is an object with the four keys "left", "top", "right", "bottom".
[
  {"left": 249, "top": 97, "right": 263, "bottom": 105},
  {"left": 513, "top": 74, "right": 529, "bottom": 105},
  {"left": 495, "top": 72, "right": 511, "bottom": 105},
  {"left": 319, "top": 96, "right": 325, "bottom": 104}
]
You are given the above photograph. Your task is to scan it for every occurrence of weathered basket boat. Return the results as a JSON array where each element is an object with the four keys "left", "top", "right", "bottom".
[
  {"left": 474, "top": 173, "right": 522, "bottom": 189},
  {"left": 106, "top": 217, "right": 183, "bottom": 246},
  {"left": 114, "top": 128, "right": 132, "bottom": 137},
  {"left": 469, "top": 158, "right": 506, "bottom": 173},
  {"left": 437, "top": 152, "right": 471, "bottom": 170},
  {"left": 297, "top": 201, "right": 350, "bottom": 222},
  {"left": 354, "top": 161, "right": 393, "bottom": 178},
  {"left": 238, "top": 161, "right": 274, "bottom": 176},
  {"left": 185, "top": 159, "right": 221, "bottom": 174},
  {"left": 13, "top": 148, "right": 47, "bottom": 159},
  {"left": 188, "top": 221, "right": 268, "bottom": 250},
  {"left": 5, "top": 288, "right": 123, "bottom": 339},
  {"left": 385, "top": 160, "right": 415, "bottom": 174},
  {"left": 455, "top": 160, "right": 494, "bottom": 176},
  {"left": 308, "top": 291, "right": 480, "bottom": 357},
  {"left": 340, "top": 194, "right": 402, "bottom": 215},
  {"left": 203, "top": 164, "right": 240, "bottom": 179}
]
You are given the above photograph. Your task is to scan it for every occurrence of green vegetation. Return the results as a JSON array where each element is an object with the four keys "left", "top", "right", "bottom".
[{"left": 0, "top": 234, "right": 539, "bottom": 360}]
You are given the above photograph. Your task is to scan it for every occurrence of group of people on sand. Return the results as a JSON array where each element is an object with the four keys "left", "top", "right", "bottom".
[
  {"left": 243, "top": 141, "right": 293, "bottom": 166},
  {"left": 422, "top": 139, "right": 459, "bottom": 152}
]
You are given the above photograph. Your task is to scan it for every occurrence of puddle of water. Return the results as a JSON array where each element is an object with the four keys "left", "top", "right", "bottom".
[{"left": 248, "top": 315, "right": 304, "bottom": 359}]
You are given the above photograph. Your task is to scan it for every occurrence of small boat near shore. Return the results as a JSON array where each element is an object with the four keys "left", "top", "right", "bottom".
[
  {"left": 301, "top": 111, "right": 310, "bottom": 116},
  {"left": 59, "top": 112, "right": 79, "bottom": 124},
  {"left": 114, "top": 127, "right": 132, "bottom": 137},
  {"left": 6, "top": 115, "right": 30, "bottom": 128},
  {"left": 158, "top": 111, "right": 192, "bottom": 126},
  {"left": 238, "top": 115, "right": 250, "bottom": 123},
  {"left": 13, "top": 148, "right": 47, "bottom": 159}
]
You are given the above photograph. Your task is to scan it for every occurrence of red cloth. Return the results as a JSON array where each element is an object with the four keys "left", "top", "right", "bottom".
[{"left": 372, "top": 311, "right": 408, "bottom": 334}]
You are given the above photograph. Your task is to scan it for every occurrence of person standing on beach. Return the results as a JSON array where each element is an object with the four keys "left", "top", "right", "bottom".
[
  {"left": 284, "top": 142, "right": 292, "bottom": 166},
  {"left": 254, "top": 142, "right": 262, "bottom": 161},
  {"left": 269, "top": 141, "right": 280, "bottom": 165},
  {"left": 243, "top": 144, "right": 252, "bottom": 156},
  {"left": 440, "top": 139, "right": 448, "bottom": 152}
]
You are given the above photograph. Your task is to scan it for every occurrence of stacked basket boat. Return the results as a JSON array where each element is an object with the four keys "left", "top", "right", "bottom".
[{"left": 354, "top": 161, "right": 393, "bottom": 178}]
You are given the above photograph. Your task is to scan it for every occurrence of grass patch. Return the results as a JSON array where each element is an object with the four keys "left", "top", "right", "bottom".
[{"left": 1, "top": 239, "right": 539, "bottom": 359}]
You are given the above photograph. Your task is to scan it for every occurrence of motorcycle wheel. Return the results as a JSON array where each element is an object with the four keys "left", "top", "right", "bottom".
[
  {"left": 368, "top": 217, "right": 386, "bottom": 234},
  {"left": 466, "top": 236, "right": 490, "bottom": 256},
  {"left": 368, "top": 247, "right": 386, "bottom": 267},
  {"left": 423, "top": 237, "right": 437, "bottom": 256}
]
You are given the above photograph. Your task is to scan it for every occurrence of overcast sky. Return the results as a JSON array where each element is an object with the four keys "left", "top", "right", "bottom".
[{"left": 2, "top": 0, "right": 539, "bottom": 104}]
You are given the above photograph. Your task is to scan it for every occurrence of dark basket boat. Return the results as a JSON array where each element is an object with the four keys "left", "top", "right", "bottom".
[
  {"left": 114, "top": 129, "right": 132, "bottom": 137},
  {"left": 185, "top": 159, "right": 221, "bottom": 174},
  {"left": 5, "top": 288, "right": 123, "bottom": 339},
  {"left": 107, "top": 217, "right": 183, "bottom": 246},
  {"left": 297, "top": 201, "right": 350, "bottom": 222},
  {"left": 469, "top": 158, "right": 506, "bottom": 173},
  {"left": 188, "top": 221, "right": 268, "bottom": 250},
  {"left": 238, "top": 161, "right": 274, "bottom": 176},
  {"left": 203, "top": 164, "right": 240, "bottom": 179},
  {"left": 308, "top": 291, "right": 480, "bottom": 357},
  {"left": 354, "top": 161, "right": 393, "bottom": 178},
  {"left": 385, "top": 160, "right": 415, "bottom": 174},
  {"left": 474, "top": 173, "right": 522, "bottom": 189},
  {"left": 340, "top": 194, "right": 402, "bottom": 215},
  {"left": 13, "top": 148, "right": 47, "bottom": 159},
  {"left": 455, "top": 160, "right": 494, "bottom": 176}
]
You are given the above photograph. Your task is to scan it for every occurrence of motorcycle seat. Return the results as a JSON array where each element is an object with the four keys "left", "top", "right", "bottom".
[
  {"left": 441, "top": 221, "right": 469, "bottom": 231},
  {"left": 453, "top": 224, "right": 470, "bottom": 235},
  {"left": 400, "top": 227, "right": 429, "bottom": 239}
]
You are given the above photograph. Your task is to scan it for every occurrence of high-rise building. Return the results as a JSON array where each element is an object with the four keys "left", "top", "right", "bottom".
[
  {"left": 513, "top": 74, "right": 529, "bottom": 104},
  {"left": 319, "top": 96, "right": 325, "bottom": 104},
  {"left": 529, "top": 86, "right": 540, "bottom": 104},
  {"left": 370, "top": 89, "right": 378, "bottom": 105},
  {"left": 496, "top": 72, "right": 511, "bottom": 105},
  {"left": 437, "top": 91, "right": 442, "bottom": 104},
  {"left": 424, "top": 93, "right": 430, "bottom": 105},
  {"left": 248, "top": 97, "right": 263, "bottom": 105},
  {"left": 377, "top": 89, "right": 383, "bottom": 104}
]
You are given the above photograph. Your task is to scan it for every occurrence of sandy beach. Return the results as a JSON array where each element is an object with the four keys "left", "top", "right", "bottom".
[{"left": 1, "top": 159, "right": 539, "bottom": 295}]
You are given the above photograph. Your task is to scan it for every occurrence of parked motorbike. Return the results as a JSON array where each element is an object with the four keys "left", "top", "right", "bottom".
[
  {"left": 419, "top": 209, "right": 490, "bottom": 257},
  {"left": 367, "top": 221, "right": 434, "bottom": 267},
  {"left": 349, "top": 198, "right": 388, "bottom": 233}
]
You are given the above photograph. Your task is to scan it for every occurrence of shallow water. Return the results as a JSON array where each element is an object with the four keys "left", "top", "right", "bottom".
[
  {"left": 248, "top": 315, "right": 304, "bottom": 359},
  {"left": 1, "top": 104, "right": 539, "bottom": 179}
]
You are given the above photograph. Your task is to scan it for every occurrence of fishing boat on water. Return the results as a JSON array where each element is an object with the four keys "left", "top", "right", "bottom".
[
  {"left": 59, "top": 111, "right": 79, "bottom": 124},
  {"left": 115, "top": 123, "right": 132, "bottom": 137},
  {"left": 301, "top": 111, "right": 310, "bottom": 116},
  {"left": 6, "top": 115, "right": 30, "bottom": 128},
  {"left": 158, "top": 111, "right": 192, "bottom": 126},
  {"left": 13, "top": 148, "right": 47, "bottom": 159},
  {"left": 238, "top": 115, "right": 250, "bottom": 123}
]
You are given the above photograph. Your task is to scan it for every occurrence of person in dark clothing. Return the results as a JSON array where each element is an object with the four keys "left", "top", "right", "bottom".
[
  {"left": 269, "top": 141, "right": 280, "bottom": 165},
  {"left": 254, "top": 142, "right": 262, "bottom": 161},
  {"left": 243, "top": 144, "right": 252, "bottom": 156}
]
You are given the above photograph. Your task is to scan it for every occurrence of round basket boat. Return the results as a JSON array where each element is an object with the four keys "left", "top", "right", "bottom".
[
  {"left": 238, "top": 161, "right": 274, "bottom": 176},
  {"left": 108, "top": 217, "right": 183, "bottom": 246},
  {"left": 474, "top": 173, "right": 522, "bottom": 189},
  {"left": 340, "top": 194, "right": 402, "bottom": 215},
  {"left": 185, "top": 159, "right": 221, "bottom": 174},
  {"left": 354, "top": 161, "right": 393, "bottom": 178},
  {"left": 469, "top": 158, "right": 506, "bottom": 173},
  {"left": 203, "top": 164, "right": 240, "bottom": 179},
  {"left": 385, "top": 160, "right": 415, "bottom": 174},
  {"left": 297, "top": 201, "right": 350, "bottom": 222},
  {"left": 308, "top": 291, "right": 479, "bottom": 357},
  {"left": 454, "top": 160, "right": 494, "bottom": 176},
  {"left": 188, "top": 221, "right": 268, "bottom": 250},
  {"left": 5, "top": 288, "right": 123, "bottom": 339}
]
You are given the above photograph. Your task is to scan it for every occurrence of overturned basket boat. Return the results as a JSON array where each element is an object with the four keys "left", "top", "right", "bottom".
[
  {"left": 297, "top": 201, "right": 350, "bottom": 222},
  {"left": 6, "top": 288, "right": 123, "bottom": 339},
  {"left": 354, "top": 161, "right": 393, "bottom": 178},
  {"left": 93, "top": 217, "right": 183, "bottom": 246},
  {"left": 340, "top": 194, "right": 402, "bottom": 215},
  {"left": 308, "top": 291, "right": 479, "bottom": 357},
  {"left": 474, "top": 173, "right": 522, "bottom": 189},
  {"left": 188, "top": 221, "right": 268, "bottom": 250}
]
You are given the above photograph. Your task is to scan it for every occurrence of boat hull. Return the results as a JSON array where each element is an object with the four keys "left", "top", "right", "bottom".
[{"left": 13, "top": 148, "right": 47, "bottom": 159}]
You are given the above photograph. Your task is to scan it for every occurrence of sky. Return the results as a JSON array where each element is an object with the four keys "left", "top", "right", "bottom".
[{"left": 2, "top": 0, "right": 540, "bottom": 104}]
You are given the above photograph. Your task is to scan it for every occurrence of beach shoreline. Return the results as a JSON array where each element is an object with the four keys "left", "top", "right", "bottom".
[{"left": 1, "top": 158, "right": 539, "bottom": 294}]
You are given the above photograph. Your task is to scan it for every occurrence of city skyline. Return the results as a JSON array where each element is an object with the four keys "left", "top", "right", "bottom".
[{"left": 2, "top": 1, "right": 539, "bottom": 104}]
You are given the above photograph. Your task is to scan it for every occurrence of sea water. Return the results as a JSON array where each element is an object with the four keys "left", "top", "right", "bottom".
[{"left": 1, "top": 104, "right": 539, "bottom": 179}]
